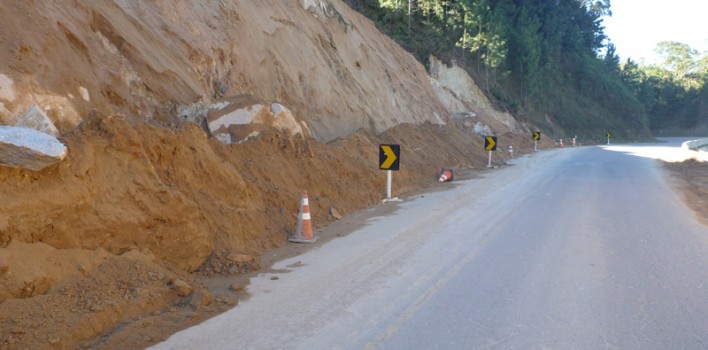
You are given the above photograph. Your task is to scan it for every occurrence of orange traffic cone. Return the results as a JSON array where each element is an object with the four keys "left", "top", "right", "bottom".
[
  {"left": 438, "top": 168, "right": 454, "bottom": 183},
  {"left": 289, "top": 191, "right": 317, "bottom": 243}
]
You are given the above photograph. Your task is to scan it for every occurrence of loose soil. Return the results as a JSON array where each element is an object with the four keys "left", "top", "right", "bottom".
[
  {"left": 0, "top": 115, "right": 553, "bottom": 350},
  {"left": 0, "top": 115, "right": 704, "bottom": 350},
  {"left": 1, "top": 1, "right": 703, "bottom": 349},
  {"left": 664, "top": 159, "right": 708, "bottom": 225}
]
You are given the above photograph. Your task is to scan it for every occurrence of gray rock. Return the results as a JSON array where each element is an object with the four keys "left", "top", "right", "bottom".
[
  {"left": 16, "top": 104, "right": 60, "bottom": 137},
  {"left": 330, "top": 207, "right": 343, "bottom": 220},
  {"left": 0, "top": 126, "right": 67, "bottom": 171}
]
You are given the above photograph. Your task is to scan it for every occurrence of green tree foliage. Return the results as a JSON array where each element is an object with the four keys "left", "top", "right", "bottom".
[
  {"left": 655, "top": 41, "right": 701, "bottom": 89},
  {"left": 603, "top": 42, "right": 620, "bottom": 74},
  {"left": 621, "top": 42, "right": 708, "bottom": 134},
  {"left": 344, "top": 0, "right": 654, "bottom": 139}
]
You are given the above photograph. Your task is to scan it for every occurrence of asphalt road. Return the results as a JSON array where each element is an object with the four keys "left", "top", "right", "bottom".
[{"left": 153, "top": 140, "right": 708, "bottom": 350}]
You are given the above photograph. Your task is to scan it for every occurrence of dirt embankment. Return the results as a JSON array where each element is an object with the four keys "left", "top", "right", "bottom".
[
  {"left": 0, "top": 113, "right": 552, "bottom": 349},
  {"left": 664, "top": 159, "right": 708, "bottom": 225},
  {"left": 0, "top": 0, "right": 547, "bottom": 348}
]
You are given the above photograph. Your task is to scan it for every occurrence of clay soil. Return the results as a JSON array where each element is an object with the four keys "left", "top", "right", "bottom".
[
  {"left": 1, "top": 114, "right": 705, "bottom": 350},
  {"left": 0, "top": 115, "right": 552, "bottom": 350},
  {"left": 664, "top": 159, "right": 708, "bottom": 225}
]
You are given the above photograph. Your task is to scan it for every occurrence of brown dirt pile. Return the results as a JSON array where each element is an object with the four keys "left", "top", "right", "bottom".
[
  {"left": 665, "top": 159, "right": 708, "bottom": 225},
  {"left": 0, "top": 114, "right": 552, "bottom": 349}
]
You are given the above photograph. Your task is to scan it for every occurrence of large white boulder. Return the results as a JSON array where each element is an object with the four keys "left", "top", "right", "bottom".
[{"left": 0, "top": 126, "right": 67, "bottom": 171}]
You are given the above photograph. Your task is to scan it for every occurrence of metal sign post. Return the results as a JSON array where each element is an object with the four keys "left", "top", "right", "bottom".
[
  {"left": 606, "top": 132, "right": 612, "bottom": 145},
  {"left": 487, "top": 150, "right": 493, "bottom": 168}
]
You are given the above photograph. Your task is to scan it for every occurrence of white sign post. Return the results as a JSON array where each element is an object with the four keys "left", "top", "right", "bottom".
[{"left": 379, "top": 144, "right": 401, "bottom": 203}]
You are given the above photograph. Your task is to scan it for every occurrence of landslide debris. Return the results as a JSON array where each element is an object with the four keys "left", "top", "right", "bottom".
[
  {"left": 0, "top": 112, "right": 548, "bottom": 349},
  {"left": 0, "top": 0, "right": 549, "bottom": 348}
]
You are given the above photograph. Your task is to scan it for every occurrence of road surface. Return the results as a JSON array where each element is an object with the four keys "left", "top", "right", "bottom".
[{"left": 153, "top": 140, "right": 708, "bottom": 349}]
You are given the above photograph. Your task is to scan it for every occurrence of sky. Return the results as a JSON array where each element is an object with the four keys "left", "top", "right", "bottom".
[{"left": 601, "top": 0, "right": 708, "bottom": 65}]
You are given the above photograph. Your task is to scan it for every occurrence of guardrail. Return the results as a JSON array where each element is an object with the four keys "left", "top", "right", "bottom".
[
  {"left": 682, "top": 138, "right": 708, "bottom": 162},
  {"left": 682, "top": 138, "right": 708, "bottom": 151}
]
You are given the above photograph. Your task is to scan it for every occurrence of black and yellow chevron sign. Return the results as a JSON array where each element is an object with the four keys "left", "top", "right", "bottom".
[
  {"left": 606, "top": 132, "right": 612, "bottom": 139},
  {"left": 533, "top": 131, "right": 541, "bottom": 141},
  {"left": 485, "top": 136, "right": 497, "bottom": 151},
  {"left": 379, "top": 144, "right": 400, "bottom": 170}
]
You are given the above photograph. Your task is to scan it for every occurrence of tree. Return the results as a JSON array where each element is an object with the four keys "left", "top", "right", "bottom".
[
  {"left": 603, "top": 42, "right": 620, "bottom": 74},
  {"left": 655, "top": 41, "right": 700, "bottom": 90},
  {"left": 457, "top": 0, "right": 490, "bottom": 74},
  {"left": 342, "top": 0, "right": 654, "bottom": 138},
  {"left": 510, "top": 3, "right": 543, "bottom": 105},
  {"left": 578, "top": 0, "right": 612, "bottom": 16}
]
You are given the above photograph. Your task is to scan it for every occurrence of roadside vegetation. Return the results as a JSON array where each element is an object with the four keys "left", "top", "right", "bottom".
[
  {"left": 344, "top": 0, "right": 707, "bottom": 140},
  {"left": 619, "top": 41, "right": 708, "bottom": 136}
]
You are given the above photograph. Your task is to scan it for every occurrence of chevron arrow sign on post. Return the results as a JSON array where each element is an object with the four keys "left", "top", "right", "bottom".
[
  {"left": 485, "top": 136, "right": 497, "bottom": 151},
  {"left": 379, "top": 144, "right": 400, "bottom": 170}
]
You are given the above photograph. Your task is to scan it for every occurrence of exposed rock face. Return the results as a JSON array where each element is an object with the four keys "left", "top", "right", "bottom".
[
  {"left": 429, "top": 56, "right": 528, "bottom": 134},
  {"left": 207, "top": 96, "right": 310, "bottom": 144},
  {"left": 0, "top": 126, "right": 67, "bottom": 171}
]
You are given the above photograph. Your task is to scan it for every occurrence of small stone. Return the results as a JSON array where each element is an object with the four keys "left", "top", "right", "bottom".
[
  {"left": 225, "top": 253, "right": 254, "bottom": 264},
  {"left": 171, "top": 279, "right": 193, "bottom": 297},
  {"left": 229, "top": 283, "right": 243, "bottom": 292},
  {"left": 48, "top": 336, "right": 60, "bottom": 344},
  {"left": 330, "top": 207, "right": 343, "bottom": 220},
  {"left": 270, "top": 276, "right": 279, "bottom": 280},
  {"left": 286, "top": 261, "right": 304, "bottom": 268},
  {"left": 191, "top": 290, "right": 214, "bottom": 307}
]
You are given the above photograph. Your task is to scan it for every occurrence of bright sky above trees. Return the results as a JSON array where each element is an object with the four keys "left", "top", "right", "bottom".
[{"left": 602, "top": 0, "right": 708, "bottom": 64}]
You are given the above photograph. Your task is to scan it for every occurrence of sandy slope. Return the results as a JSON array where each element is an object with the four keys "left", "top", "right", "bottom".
[
  {"left": 0, "top": 0, "right": 454, "bottom": 142},
  {"left": 0, "top": 113, "right": 549, "bottom": 349},
  {"left": 0, "top": 0, "right": 548, "bottom": 348}
]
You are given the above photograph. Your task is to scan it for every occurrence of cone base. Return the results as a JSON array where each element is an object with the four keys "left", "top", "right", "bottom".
[{"left": 288, "top": 236, "right": 318, "bottom": 244}]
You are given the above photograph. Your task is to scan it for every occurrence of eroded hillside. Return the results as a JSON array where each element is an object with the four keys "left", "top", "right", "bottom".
[
  {"left": 0, "top": 0, "right": 543, "bottom": 348},
  {"left": 0, "top": 0, "right": 461, "bottom": 141}
]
